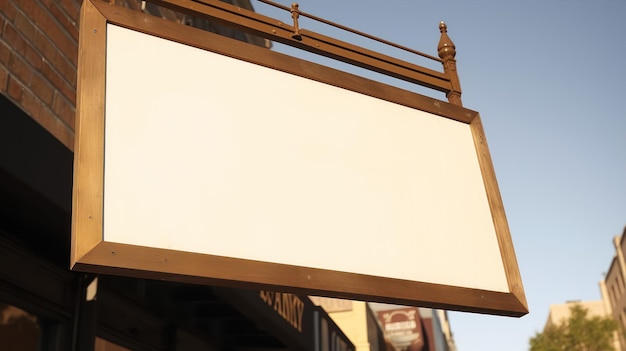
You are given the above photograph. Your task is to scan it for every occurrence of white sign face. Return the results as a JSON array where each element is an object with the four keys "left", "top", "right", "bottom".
[
  {"left": 72, "top": 0, "right": 527, "bottom": 317},
  {"left": 103, "top": 24, "right": 507, "bottom": 292}
]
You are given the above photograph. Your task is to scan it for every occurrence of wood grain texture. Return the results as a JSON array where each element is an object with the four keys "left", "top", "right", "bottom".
[
  {"left": 151, "top": 0, "right": 452, "bottom": 94},
  {"left": 71, "top": 0, "right": 106, "bottom": 267},
  {"left": 75, "top": 241, "right": 527, "bottom": 316},
  {"left": 470, "top": 115, "right": 529, "bottom": 313}
]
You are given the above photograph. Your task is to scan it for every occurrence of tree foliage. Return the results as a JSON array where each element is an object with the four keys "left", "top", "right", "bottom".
[{"left": 529, "top": 304, "right": 619, "bottom": 351}]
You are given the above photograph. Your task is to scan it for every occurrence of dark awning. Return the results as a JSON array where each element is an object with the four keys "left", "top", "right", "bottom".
[{"left": 214, "top": 287, "right": 354, "bottom": 351}]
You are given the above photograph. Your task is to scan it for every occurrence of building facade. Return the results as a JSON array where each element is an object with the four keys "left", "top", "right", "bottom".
[
  {"left": 542, "top": 299, "right": 622, "bottom": 351},
  {"left": 311, "top": 297, "right": 456, "bottom": 351},
  {"left": 538, "top": 227, "right": 626, "bottom": 351},
  {"left": 603, "top": 227, "right": 626, "bottom": 350},
  {"left": 544, "top": 300, "right": 611, "bottom": 328}
]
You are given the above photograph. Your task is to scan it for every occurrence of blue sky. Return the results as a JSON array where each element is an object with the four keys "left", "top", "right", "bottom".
[{"left": 252, "top": 1, "right": 626, "bottom": 350}]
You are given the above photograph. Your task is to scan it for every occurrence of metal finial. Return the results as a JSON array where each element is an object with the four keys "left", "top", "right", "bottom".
[
  {"left": 437, "top": 21, "right": 456, "bottom": 60},
  {"left": 439, "top": 21, "right": 447, "bottom": 33},
  {"left": 290, "top": 3, "right": 302, "bottom": 40}
]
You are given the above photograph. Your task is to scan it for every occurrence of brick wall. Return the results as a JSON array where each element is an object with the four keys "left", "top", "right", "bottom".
[
  {"left": 0, "top": 0, "right": 181, "bottom": 151},
  {"left": 1, "top": 0, "right": 262, "bottom": 151},
  {"left": 0, "top": 0, "right": 81, "bottom": 150}
]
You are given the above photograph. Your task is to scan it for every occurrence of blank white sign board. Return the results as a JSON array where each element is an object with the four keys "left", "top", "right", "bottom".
[
  {"left": 72, "top": 0, "right": 527, "bottom": 317},
  {"left": 104, "top": 24, "right": 507, "bottom": 292}
]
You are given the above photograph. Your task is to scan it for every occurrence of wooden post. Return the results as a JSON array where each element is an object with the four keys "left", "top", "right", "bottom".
[
  {"left": 72, "top": 275, "right": 98, "bottom": 351},
  {"left": 438, "top": 21, "right": 462, "bottom": 106}
]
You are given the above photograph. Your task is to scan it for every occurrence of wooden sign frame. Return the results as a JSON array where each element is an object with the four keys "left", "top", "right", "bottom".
[{"left": 72, "top": 0, "right": 527, "bottom": 317}]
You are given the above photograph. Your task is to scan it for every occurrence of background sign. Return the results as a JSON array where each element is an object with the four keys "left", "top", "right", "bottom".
[{"left": 377, "top": 308, "right": 424, "bottom": 351}]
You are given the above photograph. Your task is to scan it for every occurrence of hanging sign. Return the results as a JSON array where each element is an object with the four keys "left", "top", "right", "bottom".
[{"left": 72, "top": 0, "right": 527, "bottom": 317}]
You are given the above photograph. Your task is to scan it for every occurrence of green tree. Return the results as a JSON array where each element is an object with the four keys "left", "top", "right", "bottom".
[{"left": 529, "top": 304, "right": 619, "bottom": 351}]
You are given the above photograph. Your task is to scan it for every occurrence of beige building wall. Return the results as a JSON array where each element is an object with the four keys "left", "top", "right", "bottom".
[
  {"left": 545, "top": 300, "right": 609, "bottom": 328},
  {"left": 310, "top": 297, "right": 373, "bottom": 351},
  {"left": 436, "top": 310, "right": 457, "bottom": 351}
]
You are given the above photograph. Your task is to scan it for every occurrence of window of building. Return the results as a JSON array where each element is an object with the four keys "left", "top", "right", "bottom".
[
  {"left": 0, "top": 302, "right": 42, "bottom": 351},
  {"left": 610, "top": 284, "right": 617, "bottom": 305},
  {"left": 95, "top": 337, "right": 132, "bottom": 351}
]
